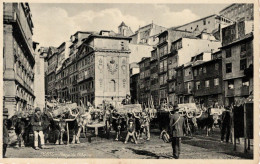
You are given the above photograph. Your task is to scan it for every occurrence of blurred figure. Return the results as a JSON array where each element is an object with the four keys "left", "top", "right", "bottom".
[
  {"left": 221, "top": 106, "right": 232, "bottom": 143},
  {"left": 31, "top": 107, "right": 46, "bottom": 150},
  {"left": 3, "top": 108, "right": 9, "bottom": 158}
]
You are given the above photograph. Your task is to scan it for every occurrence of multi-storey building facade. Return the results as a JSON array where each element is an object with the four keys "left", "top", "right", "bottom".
[
  {"left": 150, "top": 49, "right": 160, "bottom": 107},
  {"left": 130, "top": 23, "right": 166, "bottom": 46},
  {"left": 46, "top": 47, "right": 58, "bottom": 99},
  {"left": 77, "top": 30, "right": 131, "bottom": 106},
  {"left": 68, "top": 31, "right": 94, "bottom": 104},
  {"left": 3, "top": 3, "right": 35, "bottom": 116},
  {"left": 219, "top": 3, "right": 254, "bottom": 21},
  {"left": 138, "top": 57, "right": 151, "bottom": 105},
  {"left": 192, "top": 57, "right": 224, "bottom": 107},
  {"left": 221, "top": 21, "right": 253, "bottom": 106},
  {"left": 157, "top": 29, "right": 197, "bottom": 104}
]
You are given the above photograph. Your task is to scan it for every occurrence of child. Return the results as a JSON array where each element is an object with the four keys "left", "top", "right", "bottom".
[{"left": 124, "top": 113, "right": 138, "bottom": 144}]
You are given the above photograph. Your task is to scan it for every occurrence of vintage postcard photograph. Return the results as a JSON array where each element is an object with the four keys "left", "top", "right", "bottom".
[{"left": 1, "top": 0, "right": 259, "bottom": 163}]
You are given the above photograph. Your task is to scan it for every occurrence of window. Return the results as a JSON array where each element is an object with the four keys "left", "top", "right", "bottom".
[
  {"left": 194, "top": 69, "right": 197, "bottom": 76},
  {"left": 240, "top": 59, "right": 247, "bottom": 70},
  {"left": 196, "top": 81, "right": 201, "bottom": 90},
  {"left": 228, "top": 80, "right": 234, "bottom": 89},
  {"left": 226, "top": 63, "right": 232, "bottom": 73},
  {"left": 215, "top": 63, "right": 219, "bottom": 70},
  {"left": 178, "top": 70, "right": 181, "bottom": 76},
  {"left": 242, "top": 77, "right": 249, "bottom": 86},
  {"left": 208, "top": 21, "right": 210, "bottom": 24},
  {"left": 160, "top": 76, "right": 164, "bottom": 85},
  {"left": 241, "top": 43, "right": 246, "bottom": 53},
  {"left": 185, "top": 68, "right": 191, "bottom": 76},
  {"left": 205, "top": 80, "right": 210, "bottom": 87},
  {"left": 203, "top": 19, "right": 206, "bottom": 25},
  {"left": 188, "top": 82, "right": 191, "bottom": 89},
  {"left": 109, "top": 80, "right": 116, "bottom": 92},
  {"left": 163, "top": 60, "right": 167, "bottom": 71},
  {"left": 203, "top": 67, "right": 207, "bottom": 73},
  {"left": 214, "top": 78, "right": 219, "bottom": 86},
  {"left": 163, "top": 74, "right": 167, "bottom": 84},
  {"left": 199, "top": 67, "right": 203, "bottom": 75},
  {"left": 226, "top": 48, "right": 231, "bottom": 58},
  {"left": 160, "top": 62, "right": 164, "bottom": 72}
]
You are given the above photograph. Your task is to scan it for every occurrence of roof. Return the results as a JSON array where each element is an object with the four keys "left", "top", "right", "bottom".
[
  {"left": 72, "top": 31, "right": 96, "bottom": 36},
  {"left": 171, "top": 35, "right": 199, "bottom": 44},
  {"left": 138, "top": 57, "right": 150, "bottom": 64},
  {"left": 118, "top": 21, "right": 127, "bottom": 27},
  {"left": 192, "top": 58, "right": 221, "bottom": 67},
  {"left": 84, "top": 33, "right": 132, "bottom": 43},
  {"left": 174, "top": 14, "right": 217, "bottom": 29},
  {"left": 57, "top": 42, "right": 66, "bottom": 49},
  {"left": 221, "top": 32, "right": 253, "bottom": 49},
  {"left": 158, "top": 28, "right": 193, "bottom": 37},
  {"left": 219, "top": 4, "right": 236, "bottom": 13}
]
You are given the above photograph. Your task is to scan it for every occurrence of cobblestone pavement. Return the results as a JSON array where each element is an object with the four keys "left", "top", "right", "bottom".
[{"left": 5, "top": 128, "right": 253, "bottom": 159}]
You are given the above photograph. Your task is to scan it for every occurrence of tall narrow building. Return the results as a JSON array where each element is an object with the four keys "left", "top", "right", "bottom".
[{"left": 3, "top": 3, "right": 35, "bottom": 117}]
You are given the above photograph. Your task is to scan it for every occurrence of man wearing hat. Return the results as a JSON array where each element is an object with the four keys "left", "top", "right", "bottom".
[
  {"left": 3, "top": 108, "right": 9, "bottom": 158},
  {"left": 169, "top": 105, "right": 185, "bottom": 159},
  {"left": 221, "top": 106, "right": 232, "bottom": 143},
  {"left": 31, "top": 107, "right": 46, "bottom": 150}
]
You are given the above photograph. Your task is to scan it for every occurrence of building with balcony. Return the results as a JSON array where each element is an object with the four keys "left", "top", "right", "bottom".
[
  {"left": 67, "top": 31, "right": 94, "bottom": 104},
  {"left": 156, "top": 29, "right": 197, "bottom": 104},
  {"left": 138, "top": 57, "right": 151, "bottom": 105},
  {"left": 150, "top": 49, "right": 160, "bottom": 107},
  {"left": 192, "top": 56, "right": 224, "bottom": 108},
  {"left": 221, "top": 20, "right": 253, "bottom": 106},
  {"left": 77, "top": 30, "right": 131, "bottom": 106},
  {"left": 3, "top": 3, "right": 35, "bottom": 117}
]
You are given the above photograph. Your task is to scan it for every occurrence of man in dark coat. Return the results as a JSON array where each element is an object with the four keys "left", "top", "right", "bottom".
[
  {"left": 3, "top": 109, "right": 9, "bottom": 158},
  {"left": 31, "top": 107, "right": 46, "bottom": 150},
  {"left": 221, "top": 107, "right": 232, "bottom": 143},
  {"left": 169, "top": 106, "right": 185, "bottom": 159}
]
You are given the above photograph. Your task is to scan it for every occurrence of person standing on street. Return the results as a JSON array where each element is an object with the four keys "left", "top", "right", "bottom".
[
  {"left": 221, "top": 106, "right": 232, "bottom": 143},
  {"left": 3, "top": 108, "right": 9, "bottom": 158},
  {"left": 31, "top": 107, "right": 46, "bottom": 150},
  {"left": 169, "top": 106, "right": 185, "bottom": 159}
]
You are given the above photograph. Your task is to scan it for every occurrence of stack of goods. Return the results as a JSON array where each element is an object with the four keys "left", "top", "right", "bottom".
[
  {"left": 50, "top": 103, "right": 79, "bottom": 119},
  {"left": 116, "top": 104, "right": 142, "bottom": 115}
]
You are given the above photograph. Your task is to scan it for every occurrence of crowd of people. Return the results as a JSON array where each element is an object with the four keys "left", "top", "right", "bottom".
[{"left": 2, "top": 101, "right": 233, "bottom": 159}]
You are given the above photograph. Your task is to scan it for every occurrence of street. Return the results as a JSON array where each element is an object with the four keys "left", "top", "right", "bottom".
[{"left": 5, "top": 128, "right": 253, "bottom": 159}]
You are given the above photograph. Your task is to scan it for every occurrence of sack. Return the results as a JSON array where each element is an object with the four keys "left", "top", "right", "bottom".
[{"left": 160, "top": 130, "right": 171, "bottom": 143}]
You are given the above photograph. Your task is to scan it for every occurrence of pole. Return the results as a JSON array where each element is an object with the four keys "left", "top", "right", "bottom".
[
  {"left": 232, "top": 105, "right": 236, "bottom": 151},
  {"left": 67, "top": 122, "right": 69, "bottom": 145},
  {"left": 244, "top": 104, "right": 247, "bottom": 153}
]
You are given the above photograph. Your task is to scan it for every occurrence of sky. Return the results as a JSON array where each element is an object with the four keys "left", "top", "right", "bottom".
[{"left": 30, "top": 3, "right": 231, "bottom": 47}]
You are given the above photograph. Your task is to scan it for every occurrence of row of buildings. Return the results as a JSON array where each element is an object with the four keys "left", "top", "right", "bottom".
[
  {"left": 3, "top": 3, "right": 48, "bottom": 116},
  {"left": 131, "top": 3, "right": 254, "bottom": 108},
  {"left": 44, "top": 20, "right": 168, "bottom": 107}
]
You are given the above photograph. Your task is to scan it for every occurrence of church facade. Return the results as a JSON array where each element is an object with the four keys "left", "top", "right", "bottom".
[{"left": 77, "top": 30, "right": 131, "bottom": 107}]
